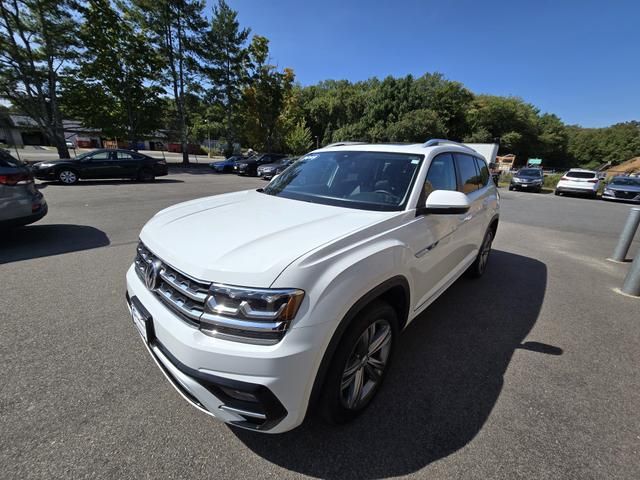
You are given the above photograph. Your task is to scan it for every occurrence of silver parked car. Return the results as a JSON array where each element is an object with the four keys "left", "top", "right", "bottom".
[
  {"left": 602, "top": 176, "right": 640, "bottom": 203},
  {"left": 0, "top": 150, "right": 48, "bottom": 228}
]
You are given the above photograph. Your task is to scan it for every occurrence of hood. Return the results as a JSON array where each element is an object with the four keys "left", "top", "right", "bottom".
[
  {"left": 140, "top": 189, "right": 388, "bottom": 286},
  {"left": 608, "top": 183, "right": 640, "bottom": 192}
]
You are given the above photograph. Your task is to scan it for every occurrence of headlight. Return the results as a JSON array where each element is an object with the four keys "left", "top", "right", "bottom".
[
  {"left": 200, "top": 284, "right": 305, "bottom": 345},
  {"left": 38, "top": 162, "right": 55, "bottom": 168},
  {"left": 604, "top": 189, "right": 613, "bottom": 195}
]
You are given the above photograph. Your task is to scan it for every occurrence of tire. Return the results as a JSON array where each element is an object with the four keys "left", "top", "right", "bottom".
[
  {"left": 554, "top": 190, "right": 560, "bottom": 196},
  {"left": 137, "top": 168, "right": 155, "bottom": 182},
  {"left": 467, "top": 227, "right": 494, "bottom": 278},
  {"left": 508, "top": 186, "right": 514, "bottom": 191},
  {"left": 57, "top": 169, "right": 78, "bottom": 185},
  {"left": 319, "top": 300, "right": 398, "bottom": 425}
]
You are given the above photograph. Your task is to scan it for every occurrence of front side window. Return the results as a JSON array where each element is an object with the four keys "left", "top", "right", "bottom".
[
  {"left": 424, "top": 153, "right": 457, "bottom": 198},
  {"left": 263, "top": 151, "right": 424, "bottom": 211},
  {"left": 454, "top": 153, "right": 481, "bottom": 193},
  {"left": 87, "top": 151, "right": 110, "bottom": 161}
]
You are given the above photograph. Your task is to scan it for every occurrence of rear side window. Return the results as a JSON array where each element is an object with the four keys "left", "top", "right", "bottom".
[
  {"left": 566, "top": 171, "right": 596, "bottom": 179},
  {"left": 424, "top": 153, "right": 457, "bottom": 198},
  {"left": 474, "top": 156, "right": 490, "bottom": 187},
  {"left": 117, "top": 151, "right": 133, "bottom": 160},
  {"left": 454, "top": 153, "right": 481, "bottom": 193}
]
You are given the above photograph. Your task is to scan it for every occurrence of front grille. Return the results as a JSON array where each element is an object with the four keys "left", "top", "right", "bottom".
[
  {"left": 135, "top": 243, "right": 210, "bottom": 326},
  {"left": 134, "top": 242, "right": 288, "bottom": 345},
  {"left": 614, "top": 190, "right": 640, "bottom": 200}
]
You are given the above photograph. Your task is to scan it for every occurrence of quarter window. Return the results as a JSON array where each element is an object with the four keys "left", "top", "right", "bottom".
[
  {"left": 424, "top": 153, "right": 457, "bottom": 198},
  {"left": 454, "top": 153, "right": 481, "bottom": 193},
  {"left": 117, "top": 151, "right": 134, "bottom": 160},
  {"left": 474, "top": 156, "right": 490, "bottom": 187}
]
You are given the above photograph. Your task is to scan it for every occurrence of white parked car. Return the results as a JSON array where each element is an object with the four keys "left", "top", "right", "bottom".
[
  {"left": 126, "top": 140, "right": 500, "bottom": 433},
  {"left": 555, "top": 168, "right": 601, "bottom": 198}
]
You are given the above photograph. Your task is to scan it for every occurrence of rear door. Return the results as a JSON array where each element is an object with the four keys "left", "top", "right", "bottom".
[
  {"left": 451, "top": 152, "right": 485, "bottom": 264},
  {"left": 116, "top": 151, "right": 141, "bottom": 177}
]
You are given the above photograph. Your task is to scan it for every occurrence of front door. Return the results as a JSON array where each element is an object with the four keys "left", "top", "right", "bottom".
[
  {"left": 408, "top": 153, "right": 463, "bottom": 310},
  {"left": 79, "top": 151, "right": 113, "bottom": 178}
]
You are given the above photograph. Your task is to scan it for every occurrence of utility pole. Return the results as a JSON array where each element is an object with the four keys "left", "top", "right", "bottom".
[{"left": 315, "top": 136, "right": 319, "bottom": 149}]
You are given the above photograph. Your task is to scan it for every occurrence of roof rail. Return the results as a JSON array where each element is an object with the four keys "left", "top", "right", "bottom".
[
  {"left": 422, "top": 139, "right": 474, "bottom": 150},
  {"left": 323, "top": 141, "right": 368, "bottom": 148}
]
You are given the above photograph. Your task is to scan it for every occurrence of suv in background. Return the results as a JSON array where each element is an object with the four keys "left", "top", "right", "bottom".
[
  {"left": 509, "top": 167, "right": 543, "bottom": 192},
  {"left": 555, "top": 169, "right": 601, "bottom": 198},
  {"left": 126, "top": 140, "right": 499, "bottom": 433},
  {"left": 234, "top": 153, "right": 287, "bottom": 176},
  {"left": 0, "top": 150, "right": 47, "bottom": 228}
]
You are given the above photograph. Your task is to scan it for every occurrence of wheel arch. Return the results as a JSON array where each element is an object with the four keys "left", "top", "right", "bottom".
[{"left": 305, "top": 275, "right": 410, "bottom": 420}]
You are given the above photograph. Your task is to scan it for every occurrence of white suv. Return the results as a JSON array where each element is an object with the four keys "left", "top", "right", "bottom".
[
  {"left": 126, "top": 140, "right": 500, "bottom": 433},
  {"left": 555, "top": 168, "right": 601, "bottom": 198}
]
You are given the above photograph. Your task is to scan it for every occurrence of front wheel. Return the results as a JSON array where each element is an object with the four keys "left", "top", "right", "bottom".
[
  {"left": 57, "top": 169, "right": 78, "bottom": 185},
  {"left": 467, "top": 228, "right": 494, "bottom": 278},
  {"left": 319, "top": 300, "right": 397, "bottom": 424}
]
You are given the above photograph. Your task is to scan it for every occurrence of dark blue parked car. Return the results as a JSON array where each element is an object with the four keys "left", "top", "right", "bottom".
[{"left": 209, "top": 155, "right": 247, "bottom": 173}]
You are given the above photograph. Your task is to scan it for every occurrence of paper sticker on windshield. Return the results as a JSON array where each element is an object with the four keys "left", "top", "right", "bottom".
[{"left": 301, "top": 154, "right": 318, "bottom": 161}]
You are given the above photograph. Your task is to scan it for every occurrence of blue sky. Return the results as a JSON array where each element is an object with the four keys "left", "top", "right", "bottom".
[{"left": 221, "top": 0, "right": 638, "bottom": 128}]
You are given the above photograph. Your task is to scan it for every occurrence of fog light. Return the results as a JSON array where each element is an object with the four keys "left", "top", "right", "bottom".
[{"left": 220, "top": 387, "right": 258, "bottom": 403}]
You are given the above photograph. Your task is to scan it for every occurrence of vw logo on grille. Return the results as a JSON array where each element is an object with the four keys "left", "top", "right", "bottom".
[{"left": 144, "top": 259, "right": 162, "bottom": 291}]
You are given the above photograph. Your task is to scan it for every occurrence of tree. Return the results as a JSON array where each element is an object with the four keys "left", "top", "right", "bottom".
[
  {"left": 200, "top": 0, "right": 249, "bottom": 156},
  {"left": 61, "top": 0, "right": 164, "bottom": 144},
  {"left": 285, "top": 120, "right": 312, "bottom": 154},
  {"left": 128, "top": 0, "right": 206, "bottom": 163},
  {"left": 0, "top": 0, "right": 77, "bottom": 158},
  {"left": 241, "top": 36, "right": 294, "bottom": 152}
]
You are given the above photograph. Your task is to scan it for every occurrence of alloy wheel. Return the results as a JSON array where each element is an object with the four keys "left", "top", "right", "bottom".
[
  {"left": 340, "top": 319, "right": 392, "bottom": 410},
  {"left": 59, "top": 170, "right": 77, "bottom": 184}
]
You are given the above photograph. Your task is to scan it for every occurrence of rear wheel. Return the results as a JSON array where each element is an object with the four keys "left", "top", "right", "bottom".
[
  {"left": 555, "top": 190, "right": 561, "bottom": 196},
  {"left": 137, "top": 168, "right": 155, "bottom": 182},
  {"left": 467, "top": 228, "right": 494, "bottom": 278},
  {"left": 508, "top": 186, "right": 514, "bottom": 191},
  {"left": 320, "top": 300, "right": 397, "bottom": 424},
  {"left": 57, "top": 169, "right": 78, "bottom": 185}
]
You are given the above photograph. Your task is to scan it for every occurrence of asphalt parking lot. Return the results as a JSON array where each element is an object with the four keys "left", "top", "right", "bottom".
[{"left": 2, "top": 173, "right": 639, "bottom": 479}]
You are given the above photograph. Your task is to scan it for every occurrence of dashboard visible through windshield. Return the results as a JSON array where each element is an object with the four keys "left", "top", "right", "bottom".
[{"left": 262, "top": 151, "right": 424, "bottom": 211}]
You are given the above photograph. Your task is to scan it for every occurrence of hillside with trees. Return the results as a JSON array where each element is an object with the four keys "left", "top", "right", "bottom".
[{"left": 1, "top": 0, "right": 639, "bottom": 166}]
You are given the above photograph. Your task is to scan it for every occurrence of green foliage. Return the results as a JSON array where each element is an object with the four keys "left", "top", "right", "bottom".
[
  {"left": 285, "top": 120, "right": 313, "bottom": 154},
  {"left": 241, "top": 37, "right": 294, "bottom": 152},
  {"left": 0, "top": 0, "right": 78, "bottom": 157},
  {"left": 200, "top": 0, "right": 250, "bottom": 154},
  {"left": 61, "top": 0, "right": 164, "bottom": 142}
]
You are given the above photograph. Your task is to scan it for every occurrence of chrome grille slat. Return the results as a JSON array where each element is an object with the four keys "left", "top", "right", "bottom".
[{"left": 134, "top": 242, "right": 287, "bottom": 345}]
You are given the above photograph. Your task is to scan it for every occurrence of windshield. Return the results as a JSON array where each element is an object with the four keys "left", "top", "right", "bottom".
[
  {"left": 518, "top": 169, "right": 542, "bottom": 177},
  {"left": 262, "top": 151, "right": 423, "bottom": 211},
  {"left": 611, "top": 177, "right": 640, "bottom": 186}
]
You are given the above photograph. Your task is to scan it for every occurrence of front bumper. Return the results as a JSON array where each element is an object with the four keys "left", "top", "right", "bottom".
[
  {"left": 602, "top": 190, "right": 640, "bottom": 202},
  {"left": 32, "top": 167, "right": 56, "bottom": 180},
  {"left": 125, "top": 265, "right": 328, "bottom": 433},
  {"left": 511, "top": 181, "right": 542, "bottom": 189}
]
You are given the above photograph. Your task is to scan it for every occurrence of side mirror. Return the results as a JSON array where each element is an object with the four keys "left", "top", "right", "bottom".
[{"left": 420, "top": 190, "right": 470, "bottom": 215}]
